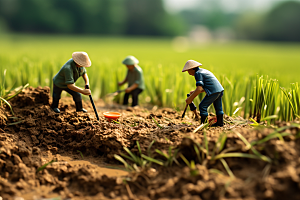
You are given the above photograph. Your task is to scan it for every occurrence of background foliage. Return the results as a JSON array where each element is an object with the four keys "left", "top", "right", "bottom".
[
  {"left": 0, "top": 35, "right": 299, "bottom": 121},
  {"left": 0, "top": 0, "right": 184, "bottom": 36},
  {"left": 0, "top": 0, "right": 300, "bottom": 41}
]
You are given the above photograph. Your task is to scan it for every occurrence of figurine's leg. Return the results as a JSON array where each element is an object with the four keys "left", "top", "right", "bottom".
[
  {"left": 52, "top": 84, "right": 63, "bottom": 113},
  {"left": 131, "top": 89, "right": 143, "bottom": 107},
  {"left": 65, "top": 88, "right": 87, "bottom": 112},
  {"left": 199, "top": 93, "right": 219, "bottom": 124},
  {"left": 123, "top": 92, "right": 130, "bottom": 105},
  {"left": 212, "top": 92, "right": 224, "bottom": 127},
  {"left": 200, "top": 114, "right": 208, "bottom": 124},
  {"left": 75, "top": 101, "right": 87, "bottom": 112}
]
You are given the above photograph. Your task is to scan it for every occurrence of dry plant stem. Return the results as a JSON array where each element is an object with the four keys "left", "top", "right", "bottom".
[{"left": 126, "top": 183, "right": 134, "bottom": 199}]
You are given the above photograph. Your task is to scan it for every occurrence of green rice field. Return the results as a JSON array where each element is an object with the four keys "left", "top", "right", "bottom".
[{"left": 1, "top": 34, "right": 300, "bottom": 122}]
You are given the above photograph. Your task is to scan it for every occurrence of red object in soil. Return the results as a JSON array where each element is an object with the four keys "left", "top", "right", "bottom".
[
  {"left": 208, "top": 116, "right": 217, "bottom": 124},
  {"left": 103, "top": 112, "right": 121, "bottom": 121}
]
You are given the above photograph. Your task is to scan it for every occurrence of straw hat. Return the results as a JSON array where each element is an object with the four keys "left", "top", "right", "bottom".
[
  {"left": 72, "top": 52, "right": 91, "bottom": 67},
  {"left": 122, "top": 55, "right": 139, "bottom": 65},
  {"left": 182, "top": 60, "right": 202, "bottom": 72}
]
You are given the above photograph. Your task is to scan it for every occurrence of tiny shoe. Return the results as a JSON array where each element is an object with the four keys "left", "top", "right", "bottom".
[
  {"left": 211, "top": 122, "right": 223, "bottom": 127},
  {"left": 52, "top": 108, "right": 60, "bottom": 113},
  {"left": 76, "top": 108, "right": 87, "bottom": 113}
]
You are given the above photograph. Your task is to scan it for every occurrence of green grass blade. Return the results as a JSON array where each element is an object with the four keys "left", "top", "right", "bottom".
[
  {"left": 141, "top": 154, "right": 164, "bottom": 166},
  {"left": 261, "top": 115, "right": 278, "bottom": 121},
  {"left": 120, "top": 153, "right": 135, "bottom": 162},
  {"left": 124, "top": 147, "right": 139, "bottom": 163},
  {"left": 214, "top": 152, "right": 262, "bottom": 160},
  {"left": 235, "top": 132, "right": 272, "bottom": 163},
  {"left": 77, "top": 150, "right": 84, "bottom": 159},
  {"left": 193, "top": 123, "right": 209, "bottom": 133},
  {"left": 136, "top": 141, "right": 142, "bottom": 155},
  {"left": 36, "top": 160, "right": 56, "bottom": 173},
  {"left": 155, "top": 149, "right": 169, "bottom": 159},
  {"left": 179, "top": 153, "right": 191, "bottom": 168},
  {"left": 147, "top": 140, "right": 155, "bottom": 156},
  {"left": 204, "top": 132, "right": 209, "bottom": 156},
  {"left": 114, "top": 154, "right": 133, "bottom": 171},
  {"left": 0, "top": 97, "right": 14, "bottom": 115},
  {"left": 1, "top": 69, "right": 6, "bottom": 97},
  {"left": 251, "top": 132, "right": 291, "bottom": 146},
  {"left": 220, "top": 158, "right": 235, "bottom": 179},
  {"left": 151, "top": 116, "right": 163, "bottom": 129},
  {"left": 209, "top": 168, "right": 224, "bottom": 175},
  {"left": 5, "top": 83, "right": 29, "bottom": 101},
  {"left": 194, "top": 144, "right": 201, "bottom": 163}
]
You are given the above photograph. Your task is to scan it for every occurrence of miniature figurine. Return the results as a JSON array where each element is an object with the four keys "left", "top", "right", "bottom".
[
  {"left": 187, "top": 93, "right": 200, "bottom": 120},
  {"left": 118, "top": 55, "right": 145, "bottom": 107},
  {"left": 51, "top": 52, "right": 91, "bottom": 113},
  {"left": 182, "top": 60, "right": 224, "bottom": 127}
]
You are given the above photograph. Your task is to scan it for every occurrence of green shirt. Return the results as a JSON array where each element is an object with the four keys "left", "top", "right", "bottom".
[
  {"left": 126, "top": 65, "right": 145, "bottom": 90},
  {"left": 53, "top": 58, "right": 86, "bottom": 88}
]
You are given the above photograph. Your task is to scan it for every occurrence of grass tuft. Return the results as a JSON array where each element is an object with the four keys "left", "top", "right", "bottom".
[
  {"left": 77, "top": 150, "right": 84, "bottom": 159},
  {"left": 36, "top": 160, "right": 56, "bottom": 174}
]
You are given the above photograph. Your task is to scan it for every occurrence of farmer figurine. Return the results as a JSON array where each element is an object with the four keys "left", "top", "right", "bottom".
[
  {"left": 51, "top": 52, "right": 91, "bottom": 113},
  {"left": 118, "top": 55, "right": 145, "bottom": 107},
  {"left": 182, "top": 60, "right": 224, "bottom": 127}
]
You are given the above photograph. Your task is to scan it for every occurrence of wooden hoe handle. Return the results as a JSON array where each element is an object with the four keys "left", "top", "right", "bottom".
[{"left": 182, "top": 104, "right": 188, "bottom": 118}]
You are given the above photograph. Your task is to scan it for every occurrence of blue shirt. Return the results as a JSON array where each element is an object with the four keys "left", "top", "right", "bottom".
[{"left": 194, "top": 67, "right": 224, "bottom": 96}]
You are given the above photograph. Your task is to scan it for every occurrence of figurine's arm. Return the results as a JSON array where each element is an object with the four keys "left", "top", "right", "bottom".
[
  {"left": 82, "top": 73, "right": 89, "bottom": 86},
  {"left": 186, "top": 86, "right": 203, "bottom": 104},
  {"left": 67, "top": 83, "right": 91, "bottom": 95},
  {"left": 189, "top": 90, "right": 195, "bottom": 95},
  {"left": 118, "top": 78, "right": 127, "bottom": 86},
  {"left": 125, "top": 83, "right": 138, "bottom": 93},
  {"left": 189, "top": 89, "right": 205, "bottom": 95},
  {"left": 118, "top": 70, "right": 129, "bottom": 86}
]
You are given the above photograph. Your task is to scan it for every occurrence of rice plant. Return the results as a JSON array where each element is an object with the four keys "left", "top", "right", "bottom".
[
  {"left": 115, "top": 140, "right": 182, "bottom": 170},
  {"left": 114, "top": 141, "right": 163, "bottom": 171},
  {"left": 0, "top": 69, "right": 29, "bottom": 115},
  {"left": 1, "top": 35, "right": 300, "bottom": 123},
  {"left": 182, "top": 130, "right": 273, "bottom": 178},
  {"left": 249, "top": 75, "right": 279, "bottom": 123},
  {"left": 280, "top": 83, "right": 300, "bottom": 120},
  {"left": 154, "top": 146, "right": 180, "bottom": 167},
  {"left": 179, "top": 154, "right": 199, "bottom": 176},
  {"left": 250, "top": 124, "right": 299, "bottom": 146}
]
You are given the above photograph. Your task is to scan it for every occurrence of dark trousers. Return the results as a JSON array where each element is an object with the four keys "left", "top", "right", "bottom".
[
  {"left": 123, "top": 88, "right": 143, "bottom": 107},
  {"left": 52, "top": 84, "right": 82, "bottom": 103},
  {"left": 199, "top": 91, "right": 224, "bottom": 116}
]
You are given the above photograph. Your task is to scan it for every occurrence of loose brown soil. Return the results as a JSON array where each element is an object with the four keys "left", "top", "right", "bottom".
[{"left": 0, "top": 86, "right": 300, "bottom": 200}]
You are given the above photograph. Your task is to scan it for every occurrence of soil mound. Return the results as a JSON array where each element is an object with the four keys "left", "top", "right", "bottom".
[{"left": 0, "top": 87, "right": 300, "bottom": 200}]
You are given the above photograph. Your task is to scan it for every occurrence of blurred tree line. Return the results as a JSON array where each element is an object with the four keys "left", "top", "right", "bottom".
[
  {"left": 234, "top": 1, "right": 300, "bottom": 41},
  {"left": 0, "top": 0, "right": 185, "bottom": 36},
  {"left": 0, "top": 0, "right": 299, "bottom": 41},
  {"left": 179, "top": 1, "right": 300, "bottom": 42}
]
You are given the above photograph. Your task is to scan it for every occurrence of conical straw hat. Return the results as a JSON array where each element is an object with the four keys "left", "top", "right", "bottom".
[
  {"left": 72, "top": 52, "right": 91, "bottom": 67},
  {"left": 122, "top": 55, "right": 139, "bottom": 65},
  {"left": 182, "top": 60, "right": 202, "bottom": 72}
]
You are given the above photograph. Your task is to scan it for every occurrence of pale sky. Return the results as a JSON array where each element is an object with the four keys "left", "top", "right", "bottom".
[{"left": 163, "top": 0, "right": 299, "bottom": 13}]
